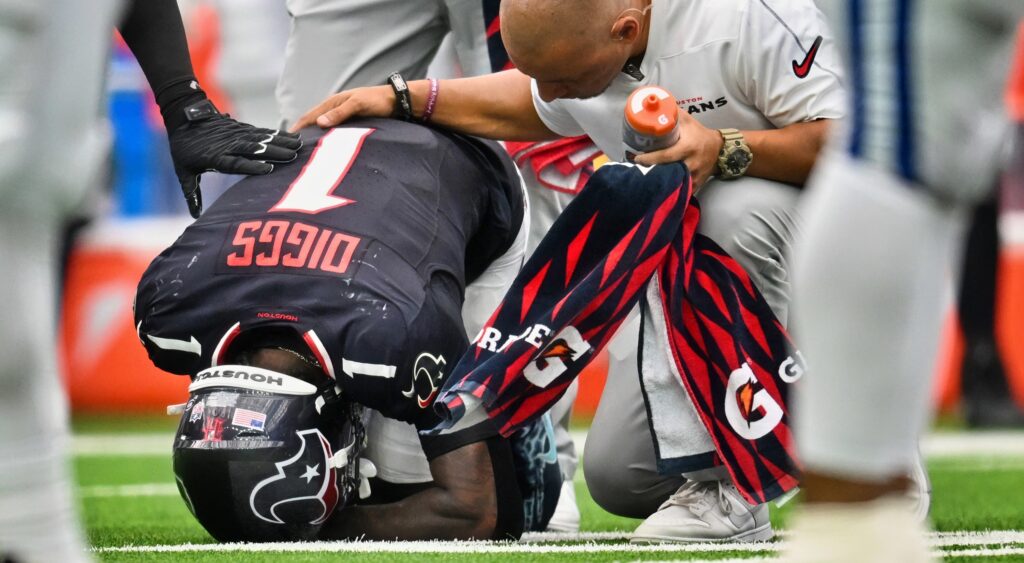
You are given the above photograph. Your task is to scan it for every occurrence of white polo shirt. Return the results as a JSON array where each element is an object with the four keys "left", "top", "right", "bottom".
[{"left": 532, "top": 0, "right": 846, "bottom": 162}]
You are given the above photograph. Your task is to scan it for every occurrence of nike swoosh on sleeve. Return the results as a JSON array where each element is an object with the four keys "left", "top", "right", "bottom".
[
  {"left": 146, "top": 333, "right": 202, "bottom": 356},
  {"left": 792, "top": 35, "right": 824, "bottom": 78}
]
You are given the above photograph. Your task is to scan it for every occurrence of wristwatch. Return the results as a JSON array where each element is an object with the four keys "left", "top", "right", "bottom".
[{"left": 716, "top": 128, "right": 753, "bottom": 179}]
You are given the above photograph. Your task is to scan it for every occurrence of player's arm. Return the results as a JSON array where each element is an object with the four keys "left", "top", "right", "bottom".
[
  {"left": 291, "top": 70, "right": 558, "bottom": 142},
  {"left": 118, "top": 0, "right": 300, "bottom": 217},
  {"left": 634, "top": 115, "right": 832, "bottom": 187},
  {"left": 318, "top": 434, "right": 523, "bottom": 540}
]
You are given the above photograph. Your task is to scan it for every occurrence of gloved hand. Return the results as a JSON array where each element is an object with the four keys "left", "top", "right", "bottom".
[{"left": 168, "top": 99, "right": 302, "bottom": 217}]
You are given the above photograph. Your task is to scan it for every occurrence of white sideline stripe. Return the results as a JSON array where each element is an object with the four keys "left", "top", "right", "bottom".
[
  {"left": 79, "top": 483, "right": 179, "bottom": 498},
  {"left": 73, "top": 433, "right": 170, "bottom": 456},
  {"left": 90, "top": 531, "right": 1024, "bottom": 554},
  {"left": 930, "top": 530, "right": 1024, "bottom": 546},
  {"left": 943, "top": 547, "right": 1024, "bottom": 557},
  {"left": 73, "top": 429, "right": 1024, "bottom": 458},
  {"left": 92, "top": 542, "right": 779, "bottom": 554},
  {"left": 522, "top": 531, "right": 631, "bottom": 542},
  {"left": 922, "top": 431, "right": 1024, "bottom": 457}
]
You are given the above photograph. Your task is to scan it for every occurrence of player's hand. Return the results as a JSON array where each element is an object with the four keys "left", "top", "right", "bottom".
[
  {"left": 290, "top": 85, "right": 397, "bottom": 132},
  {"left": 634, "top": 109, "right": 724, "bottom": 189},
  {"left": 168, "top": 100, "right": 302, "bottom": 218}
]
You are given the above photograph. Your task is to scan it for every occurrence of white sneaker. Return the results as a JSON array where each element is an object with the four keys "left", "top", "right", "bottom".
[
  {"left": 546, "top": 480, "right": 581, "bottom": 533},
  {"left": 908, "top": 451, "right": 932, "bottom": 522},
  {"left": 782, "top": 496, "right": 935, "bottom": 563},
  {"left": 630, "top": 479, "right": 773, "bottom": 543}
]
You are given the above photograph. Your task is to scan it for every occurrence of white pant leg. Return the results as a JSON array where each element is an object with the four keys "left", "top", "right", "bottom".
[
  {"left": 0, "top": 0, "right": 120, "bottom": 560},
  {"left": 795, "top": 0, "right": 1022, "bottom": 479},
  {"left": 276, "top": 0, "right": 449, "bottom": 127}
]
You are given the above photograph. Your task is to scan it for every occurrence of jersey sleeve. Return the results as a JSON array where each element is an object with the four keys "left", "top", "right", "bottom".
[
  {"left": 734, "top": 0, "right": 846, "bottom": 127},
  {"left": 531, "top": 80, "right": 588, "bottom": 137}
]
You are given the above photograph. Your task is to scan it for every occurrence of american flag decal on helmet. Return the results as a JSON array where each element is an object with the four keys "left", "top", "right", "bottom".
[{"left": 433, "top": 161, "right": 801, "bottom": 505}]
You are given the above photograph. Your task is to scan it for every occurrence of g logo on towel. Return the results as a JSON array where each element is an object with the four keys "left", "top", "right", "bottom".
[{"left": 724, "top": 363, "right": 783, "bottom": 441}]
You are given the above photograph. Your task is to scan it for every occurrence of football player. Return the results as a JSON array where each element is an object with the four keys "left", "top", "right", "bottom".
[
  {"left": 785, "top": 2, "right": 1024, "bottom": 561},
  {"left": 134, "top": 118, "right": 561, "bottom": 541}
]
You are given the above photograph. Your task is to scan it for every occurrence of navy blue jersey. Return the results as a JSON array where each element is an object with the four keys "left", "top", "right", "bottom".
[{"left": 135, "top": 119, "right": 523, "bottom": 430}]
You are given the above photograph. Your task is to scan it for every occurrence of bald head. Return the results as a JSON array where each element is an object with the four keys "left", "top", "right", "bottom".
[
  {"left": 499, "top": 0, "right": 632, "bottom": 61},
  {"left": 499, "top": 0, "right": 651, "bottom": 101}
]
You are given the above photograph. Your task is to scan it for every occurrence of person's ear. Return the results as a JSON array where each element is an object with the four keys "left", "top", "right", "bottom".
[{"left": 610, "top": 12, "right": 643, "bottom": 42}]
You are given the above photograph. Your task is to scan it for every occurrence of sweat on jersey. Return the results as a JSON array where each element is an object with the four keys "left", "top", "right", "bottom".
[
  {"left": 134, "top": 119, "right": 523, "bottom": 457},
  {"left": 433, "top": 162, "right": 800, "bottom": 505}
]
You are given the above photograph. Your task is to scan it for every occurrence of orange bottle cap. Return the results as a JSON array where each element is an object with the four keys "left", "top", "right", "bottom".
[{"left": 625, "top": 86, "right": 678, "bottom": 136}]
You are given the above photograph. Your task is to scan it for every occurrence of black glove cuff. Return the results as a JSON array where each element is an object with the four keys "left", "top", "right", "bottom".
[{"left": 156, "top": 77, "right": 211, "bottom": 132}]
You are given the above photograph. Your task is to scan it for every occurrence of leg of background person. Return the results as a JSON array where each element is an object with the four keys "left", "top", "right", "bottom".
[
  {"left": 0, "top": 222, "right": 88, "bottom": 563},
  {"left": 276, "top": 0, "right": 449, "bottom": 127},
  {"left": 787, "top": 152, "right": 963, "bottom": 563},
  {"left": 785, "top": 1, "right": 1023, "bottom": 561},
  {"left": 214, "top": 0, "right": 291, "bottom": 126},
  {"left": 958, "top": 197, "right": 1024, "bottom": 427},
  {"left": 0, "top": 0, "right": 120, "bottom": 557}
]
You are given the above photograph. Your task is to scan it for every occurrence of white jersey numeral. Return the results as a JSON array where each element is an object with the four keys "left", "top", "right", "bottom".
[{"left": 271, "top": 128, "right": 374, "bottom": 214}]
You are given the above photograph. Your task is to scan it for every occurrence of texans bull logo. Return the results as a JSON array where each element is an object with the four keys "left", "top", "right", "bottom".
[
  {"left": 249, "top": 429, "right": 339, "bottom": 525},
  {"left": 403, "top": 352, "right": 447, "bottom": 408}
]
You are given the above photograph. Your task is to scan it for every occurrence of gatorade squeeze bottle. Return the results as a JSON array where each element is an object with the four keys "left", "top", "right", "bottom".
[{"left": 623, "top": 86, "right": 680, "bottom": 161}]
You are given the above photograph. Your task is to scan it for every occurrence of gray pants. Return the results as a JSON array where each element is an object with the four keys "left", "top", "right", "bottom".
[
  {"left": 277, "top": 0, "right": 494, "bottom": 127},
  {"left": 583, "top": 176, "right": 801, "bottom": 518},
  {"left": 1, "top": 0, "right": 120, "bottom": 560}
]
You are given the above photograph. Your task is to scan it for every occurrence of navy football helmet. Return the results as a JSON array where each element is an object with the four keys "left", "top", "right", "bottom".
[{"left": 172, "top": 364, "right": 364, "bottom": 542}]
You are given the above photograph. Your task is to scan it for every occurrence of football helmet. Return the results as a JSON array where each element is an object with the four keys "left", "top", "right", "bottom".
[{"left": 172, "top": 364, "right": 364, "bottom": 542}]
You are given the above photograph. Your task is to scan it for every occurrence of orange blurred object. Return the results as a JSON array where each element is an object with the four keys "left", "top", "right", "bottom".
[{"left": 60, "top": 220, "right": 191, "bottom": 412}]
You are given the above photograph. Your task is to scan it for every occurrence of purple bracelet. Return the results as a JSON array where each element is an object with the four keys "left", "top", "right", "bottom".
[{"left": 422, "top": 78, "right": 439, "bottom": 123}]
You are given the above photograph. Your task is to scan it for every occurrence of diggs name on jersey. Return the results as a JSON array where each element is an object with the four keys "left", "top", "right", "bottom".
[{"left": 223, "top": 219, "right": 364, "bottom": 274}]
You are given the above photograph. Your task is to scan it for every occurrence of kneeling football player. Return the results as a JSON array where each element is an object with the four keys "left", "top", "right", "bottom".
[{"left": 134, "top": 118, "right": 560, "bottom": 541}]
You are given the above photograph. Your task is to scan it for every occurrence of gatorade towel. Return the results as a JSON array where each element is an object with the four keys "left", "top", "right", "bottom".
[{"left": 431, "top": 162, "right": 802, "bottom": 504}]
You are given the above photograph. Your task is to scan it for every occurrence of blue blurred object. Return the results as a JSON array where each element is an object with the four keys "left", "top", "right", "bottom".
[{"left": 107, "top": 42, "right": 183, "bottom": 216}]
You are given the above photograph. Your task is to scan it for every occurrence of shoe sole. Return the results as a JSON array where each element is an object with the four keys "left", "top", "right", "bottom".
[
  {"left": 629, "top": 522, "right": 774, "bottom": 544},
  {"left": 544, "top": 522, "right": 581, "bottom": 533}
]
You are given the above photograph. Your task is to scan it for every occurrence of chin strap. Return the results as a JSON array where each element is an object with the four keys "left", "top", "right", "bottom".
[
  {"left": 358, "top": 459, "right": 377, "bottom": 499},
  {"left": 328, "top": 443, "right": 377, "bottom": 499}
]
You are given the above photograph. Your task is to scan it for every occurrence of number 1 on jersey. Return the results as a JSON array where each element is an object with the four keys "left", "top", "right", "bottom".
[{"left": 271, "top": 128, "right": 374, "bottom": 214}]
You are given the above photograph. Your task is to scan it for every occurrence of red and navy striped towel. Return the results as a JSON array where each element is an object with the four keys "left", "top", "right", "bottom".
[{"left": 432, "top": 162, "right": 800, "bottom": 504}]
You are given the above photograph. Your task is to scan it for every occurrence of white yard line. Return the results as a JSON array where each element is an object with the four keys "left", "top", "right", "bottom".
[
  {"left": 78, "top": 483, "right": 179, "bottom": 498},
  {"left": 922, "top": 431, "right": 1024, "bottom": 457},
  {"left": 91, "top": 531, "right": 1024, "bottom": 554},
  {"left": 73, "top": 429, "right": 1024, "bottom": 459},
  {"left": 73, "top": 433, "right": 171, "bottom": 456}
]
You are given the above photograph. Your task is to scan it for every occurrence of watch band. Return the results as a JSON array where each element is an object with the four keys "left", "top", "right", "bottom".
[
  {"left": 719, "top": 128, "right": 743, "bottom": 145},
  {"left": 387, "top": 72, "right": 415, "bottom": 121}
]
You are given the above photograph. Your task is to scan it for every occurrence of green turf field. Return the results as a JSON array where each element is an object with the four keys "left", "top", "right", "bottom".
[{"left": 74, "top": 415, "right": 1024, "bottom": 561}]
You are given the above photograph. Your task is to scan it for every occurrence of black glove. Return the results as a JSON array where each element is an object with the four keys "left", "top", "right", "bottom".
[{"left": 167, "top": 99, "right": 302, "bottom": 218}]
